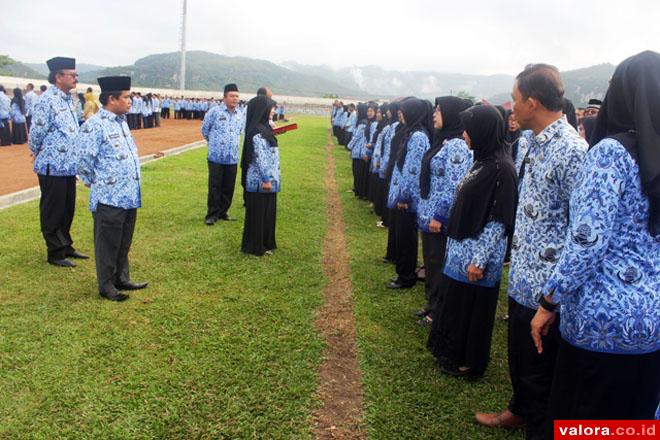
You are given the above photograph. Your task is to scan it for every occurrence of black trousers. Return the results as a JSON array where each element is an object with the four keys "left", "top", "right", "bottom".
[
  {"left": 507, "top": 297, "right": 560, "bottom": 440},
  {"left": 207, "top": 162, "right": 237, "bottom": 220},
  {"left": 351, "top": 159, "right": 360, "bottom": 195},
  {"left": 421, "top": 232, "right": 448, "bottom": 316},
  {"left": 357, "top": 160, "right": 370, "bottom": 199},
  {"left": 385, "top": 208, "right": 397, "bottom": 261},
  {"left": 38, "top": 174, "right": 77, "bottom": 261},
  {"left": 548, "top": 340, "right": 660, "bottom": 428},
  {"left": 93, "top": 204, "right": 137, "bottom": 295},
  {"left": 11, "top": 121, "right": 27, "bottom": 144},
  {"left": 394, "top": 209, "right": 418, "bottom": 286},
  {"left": 26, "top": 115, "right": 32, "bottom": 132},
  {"left": 0, "top": 119, "right": 10, "bottom": 145},
  {"left": 241, "top": 192, "right": 277, "bottom": 256}
]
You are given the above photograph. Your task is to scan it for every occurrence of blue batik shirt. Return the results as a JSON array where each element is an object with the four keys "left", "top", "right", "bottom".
[
  {"left": 416, "top": 138, "right": 473, "bottom": 232},
  {"left": 444, "top": 221, "right": 508, "bottom": 288},
  {"left": 348, "top": 123, "right": 366, "bottom": 160},
  {"left": 370, "top": 125, "right": 390, "bottom": 174},
  {"left": 332, "top": 108, "right": 343, "bottom": 126},
  {"left": 508, "top": 117, "right": 588, "bottom": 310},
  {"left": 201, "top": 103, "right": 245, "bottom": 165},
  {"left": 76, "top": 108, "right": 141, "bottom": 213},
  {"left": 245, "top": 134, "right": 281, "bottom": 193},
  {"left": 28, "top": 86, "right": 80, "bottom": 176},
  {"left": 0, "top": 93, "right": 9, "bottom": 120},
  {"left": 542, "top": 138, "right": 659, "bottom": 354},
  {"left": 361, "top": 121, "right": 378, "bottom": 159},
  {"left": 10, "top": 102, "right": 26, "bottom": 124},
  {"left": 345, "top": 111, "right": 357, "bottom": 133},
  {"left": 25, "top": 90, "right": 38, "bottom": 117},
  {"left": 379, "top": 121, "right": 399, "bottom": 179},
  {"left": 386, "top": 131, "right": 431, "bottom": 213}
]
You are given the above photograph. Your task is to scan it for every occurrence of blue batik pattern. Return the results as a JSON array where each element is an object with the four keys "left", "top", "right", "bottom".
[
  {"left": 379, "top": 121, "right": 399, "bottom": 179},
  {"left": 245, "top": 134, "right": 281, "bottom": 193},
  {"left": 416, "top": 138, "right": 473, "bottom": 232},
  {"left": 201, "top": 103, "right": 245, "bottom": 165},
  {"left": 345, "top": 111, "right": 357, "bottom": 133},
  {"left": 443, "top": 221, "right": 507, "bottom": 288},
  {"left": 0, "top": 93, "right": 10, "bottom": 119},
  {"left": 370, "top": 125, "right": 390, "bottom": 174},
  {"left": 386, "top": 131, "right": 430, "bottom": 213},
  {"left": 10, "top": 102, "right": 26, "bottom": 123},
  {"left": 28, "top": 86, "right": 80, "bottom": 176},
  {"left": 360, "top": 121, "right": 378, "bottom": 159},
  {"left": 76, "top": 109, "right": 141, "bottom": 213},
  {"left": 24, "top": 91, "right": 38, "bottom": 117},
  {"left": 348, "top": 123, "right": 366, "bottom": 159},
  {"left": 542, "top": 138, "right": 659, "bottom": 354},
  {"left": 508, "top": 118, "right": 588, "bottom": 309}
]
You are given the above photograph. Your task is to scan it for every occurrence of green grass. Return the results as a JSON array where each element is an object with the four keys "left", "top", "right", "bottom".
[
  {"left": 0, "top": 115, "right": 328, "bottom": 439},
  {"left": 0, "top": 115, "right": 521, "bottom": 439},
  {"left": 331, "top": 141, "right": 523, "bottom": 440}
]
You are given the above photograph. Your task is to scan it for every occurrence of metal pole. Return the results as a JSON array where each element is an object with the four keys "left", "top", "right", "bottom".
[{"left": 179, "top": 0, "right": 187, "bottom": 91}]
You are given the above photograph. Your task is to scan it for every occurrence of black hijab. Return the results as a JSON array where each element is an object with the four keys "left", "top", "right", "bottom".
[
  {"left": 589, "top": 50, "right": 660, "bottom": 236},
  {"left": 562, "top": 98, "right": 578, "bottom": 130},
  {"left": 580, "top": 116, "right": 597, "bottom": 141},
  {"left": 384, "top": 98, "right": 410, "bottom": 180},
  {"left": 446, "top": 105, "right": 518, "bottom": 240},
  {"left": 356, "top": 103, "right": 368, "bottom": 127},
  {"left": 374, "top": 103, "right": 389, "bottom": 143},
  {"left": 395, "top": 98, "right": 433, "bottom": 170},
  {"left": 240, "top": 96, "right": 277, "bottom": 188},
  {"left": 420, "top": 96, "right": 472, "bottom": 199},
  {"left": 365, "top": 101, "right": 378, "bottom": 142},
  {"left": 503, "top": 109, "right": 521, "bottom": 160}
]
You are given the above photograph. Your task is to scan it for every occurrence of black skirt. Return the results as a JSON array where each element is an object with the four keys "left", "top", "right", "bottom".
[
  {"left": 11, "top": 121, "right": 27, "bottom": 144},
  {"left": 548, "top": 338, "right": 660, "bottom": 422},
  {"left": 428, "top": 274, "right": 500, "bottom": 376},
  {"left": 241, "top": 192, "right": 277, "bottom": 256},
  {"left": 0, "top": 119, "right": 11, "bottom": 146}
]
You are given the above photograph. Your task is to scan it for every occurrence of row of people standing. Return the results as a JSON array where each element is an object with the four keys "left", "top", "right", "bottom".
[
  {"left": 332, "top": 51, "right": 659, "bottom": 437},
  {"left": 0, "top": 84, "right": 41, "bottom": 145}
]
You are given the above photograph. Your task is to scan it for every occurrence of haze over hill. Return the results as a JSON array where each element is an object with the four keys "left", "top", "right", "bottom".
[{"left": 3, "top": 51, "right": 614, "bottom": 105}]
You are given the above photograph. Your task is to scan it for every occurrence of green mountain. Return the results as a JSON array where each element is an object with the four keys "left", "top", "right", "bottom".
[
  {"left": 26, "top": 62, "right": 106, "bottom": 76},
  {"left": 0, "top": 55, "right": 46, "bottom": 79},
  {"left": 78, "top": 51, "right": 366, "bottom": 98}
]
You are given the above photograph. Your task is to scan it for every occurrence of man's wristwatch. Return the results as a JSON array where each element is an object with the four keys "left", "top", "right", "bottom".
[{"left": 539, "top": 295, "right": 557, "bottom": 312}]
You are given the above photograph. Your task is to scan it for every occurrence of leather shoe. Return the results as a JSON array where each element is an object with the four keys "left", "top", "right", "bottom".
[
  {"left": 100, "top": 290, "right": 129, "bottom": 302},
  {"left": 205, "top": 217, "right": 217, "bottom": 225},
  {"left": 67, "top": 251, "right": 89, "bottom": 259},
  {"left": 474, "top": 409, "right": 525, "bottom": 429},
  {"left": 386, "top": 280, "right": 413, "bottom": 289},
  {"left": 48, "top": 258, "right": 76, "bottom": 267},
  {"left": 115, "top": 281, "right": 148, "bottom": 291},
  {"left": 220, "top": 215, "right": 237, "bottom": 221}
]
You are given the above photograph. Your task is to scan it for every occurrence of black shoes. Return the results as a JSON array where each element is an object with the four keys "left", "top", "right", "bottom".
[
  {"left": 207, "top": 215, "right": 236, "bottom": 224},
  {"left": 100, "top": 291, "right": 129, "bottom": 302},
  {"left": 386, "top": 280, "right": 415, "bottom": 289},
  {"left": 205, "top": 216, "right": 217, "bottom": 225},
  {"left": 67, "top": 251, "right": 89, "bottom": 259},
  {"left": 115, "top": 281, "right": 149, "bottom": 291},
  {"left": 219, "top": 215, "right": 237, "bottom": 221},
  {"left": 48, "top": 258, "right": 76, "bottom": 267}
]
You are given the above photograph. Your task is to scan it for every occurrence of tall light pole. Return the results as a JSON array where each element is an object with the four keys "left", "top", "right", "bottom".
[{"left": 179, "top": 0, "right": 187, "bottom": 91}]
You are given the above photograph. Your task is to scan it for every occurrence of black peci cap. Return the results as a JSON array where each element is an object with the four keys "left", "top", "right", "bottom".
[
  {"left": 46, "top": 56, "right": 76, "bottom": 72},
  {"left": 97, "top": 76, "right": 131, "bottom": 92},
  {"left": 224, "top": 83, "right": 239, "bottom": 94}
]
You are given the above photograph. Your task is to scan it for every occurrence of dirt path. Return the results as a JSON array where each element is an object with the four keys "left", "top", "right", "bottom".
[
  {"left": 312, "top": 131, "right": 366, "bottom": 439},
  {"left": 0, "top": 119, "right": 203, "bottom": 196}
]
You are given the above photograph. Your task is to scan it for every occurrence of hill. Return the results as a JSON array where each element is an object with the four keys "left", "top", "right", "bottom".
[
  {"left": 26, "top": 62, "right": 106, "bottom": 76},
  {"left": 0, "top": 55, "right": 46, "bottom": 80},
  {"left": 78, "top": 51, "right": 366, "bottom": 98}
]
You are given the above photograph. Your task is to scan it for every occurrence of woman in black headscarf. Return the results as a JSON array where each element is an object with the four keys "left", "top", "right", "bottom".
[
  {"left": 369, "top": 103, "right": 389, "bottom": 215},
  {"left": 381, "top": 99, "right": 404, "bottom": 262},
  {"left": 578, "top": 115, "right": 597, "bottom": 141},
  {"left": 358, "top": 102, "right": 378, "bottom": 201},
  {"left": 240, "top": 95, "right": 280, "bottom": 256},
  {"left": 10, "top": 88, "right": 28, "bottom": 145},
  {"left": 503, "top": 109, "right": 521, "bottom": 161},
  {"left": 530, "top": 50, "right": 660, "bottom": 428},
  {"left": 414, "top": 96, "right": 473, "bottom": 324},
  {"left": 428, "top": 105, "right": 517, "bottom": 377},
  {"left": 385, "top": 97, "right": 433, "bottom": 289},
  {"left": 349, "top": 103, "right": 368, "bottom": 198}
]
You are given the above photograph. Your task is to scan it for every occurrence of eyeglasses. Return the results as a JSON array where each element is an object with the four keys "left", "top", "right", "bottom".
[{"left": 60, "top": 72, "right": 79, "bottom": 78}]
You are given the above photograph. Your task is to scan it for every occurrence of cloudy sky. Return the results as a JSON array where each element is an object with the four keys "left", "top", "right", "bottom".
[{"left": 4, "top": 0, "right": 659, "bottom": 75}]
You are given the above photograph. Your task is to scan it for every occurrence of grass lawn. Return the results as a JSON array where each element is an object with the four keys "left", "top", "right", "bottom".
[
  {"left": 0, "top": 115, "right": 328, "bottom": 439},
  {"left": 0, "top": 114, "right": 522, "bottom": 439},
  {"left": 331, "top": 141, "right": 523, "bottom": 440}
]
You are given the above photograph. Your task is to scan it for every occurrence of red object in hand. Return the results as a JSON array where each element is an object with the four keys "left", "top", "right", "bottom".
[{"left": 273, "top": 123, "right": 298, "bottom": 135}]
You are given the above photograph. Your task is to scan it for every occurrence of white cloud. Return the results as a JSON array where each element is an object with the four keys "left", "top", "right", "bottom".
[{"left": 4, "top": 0, "right": 660, "bottom": 75}]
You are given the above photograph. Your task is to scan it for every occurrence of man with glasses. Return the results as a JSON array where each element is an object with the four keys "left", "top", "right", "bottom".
[{"left": 29, "top": 56, "right": 88, "bottom": 267}]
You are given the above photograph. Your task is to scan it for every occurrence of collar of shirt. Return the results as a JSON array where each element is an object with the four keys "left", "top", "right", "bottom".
[
  {"left": 532, "top": 117, "right": 566, "bottom": 146},
  {"left": 98, "top": 107, "right": 127, "bottom": 123},
  {"left": 220, "top": 102, "right": 238, "bottom": 114},
  {"left": 49, "top": 85, "right": 72, "bottom": 102}
]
